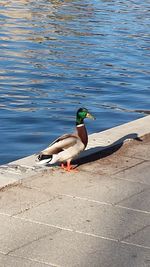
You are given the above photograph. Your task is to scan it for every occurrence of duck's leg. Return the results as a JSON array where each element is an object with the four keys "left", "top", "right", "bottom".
[
  {"left": 61, "top": 163, "right": 66, "bottom": 170},
  {"left": 61, "top": 160, "right": 78, "bottom": 172},
  {"left": 66, "top": 159, "right": 73, "bottom": 171}
]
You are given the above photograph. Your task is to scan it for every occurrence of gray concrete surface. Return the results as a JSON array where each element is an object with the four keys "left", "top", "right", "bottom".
[{"left": 0, "top": 117, "right": 150, "bottom": 266}]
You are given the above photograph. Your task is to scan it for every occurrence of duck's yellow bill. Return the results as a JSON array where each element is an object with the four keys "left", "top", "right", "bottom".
[{"left": 86, "top": 112, "right": 95, "bottom": 120}]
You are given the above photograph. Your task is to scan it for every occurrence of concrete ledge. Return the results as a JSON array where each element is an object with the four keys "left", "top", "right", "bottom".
[{"left": 0, "top": 115, "right": 150, "bottom": 189}]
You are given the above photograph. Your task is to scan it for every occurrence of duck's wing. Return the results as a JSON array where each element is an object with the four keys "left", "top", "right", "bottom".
[{"left": 40, "top": 134, "right": 79, "bottom": 156}]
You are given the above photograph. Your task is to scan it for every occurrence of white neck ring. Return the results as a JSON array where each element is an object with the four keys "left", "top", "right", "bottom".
[{"left": 76, "top": 124, "right": 84, "bottom": 127}]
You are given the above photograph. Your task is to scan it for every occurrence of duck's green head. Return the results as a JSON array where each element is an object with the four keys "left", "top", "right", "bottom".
[{"left": 76, "top": 108, "right": 95, "bottom": 125}]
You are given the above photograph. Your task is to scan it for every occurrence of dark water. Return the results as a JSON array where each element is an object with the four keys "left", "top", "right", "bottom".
[{"left": 0, "top": 0, "right": 149, "bottom": 164}]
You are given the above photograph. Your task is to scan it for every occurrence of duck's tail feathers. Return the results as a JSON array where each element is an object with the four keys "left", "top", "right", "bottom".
[{"left": 37, "top": 154, "right": 52, "bottom": 165}]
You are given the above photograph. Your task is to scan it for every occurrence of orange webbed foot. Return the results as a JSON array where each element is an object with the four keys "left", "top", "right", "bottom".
[{"left": 61, "top": 162, "right": 78, "bottom": 172}]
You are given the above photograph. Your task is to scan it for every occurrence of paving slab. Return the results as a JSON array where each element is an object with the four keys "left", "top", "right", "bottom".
[
  {"left": 122, "top": 225, "right": 150, "bottom": 249},
  {"left": 0, "top": 164, "right": 39, "bottom": 189},
  {"left": 16, "top": 194, "right": 150, "bottom": 242},
  {"left": 23, "top": 171, "right": 148, "bottom": 205},
  {"left": 0, "top": 174, "right": 18, "bottom": 189},
  {"left": 0, "top": 253, "right": 53, "bottom": 267},
  {"left": 118, "top": 134, "right": 150, "bottom": 161},
  {"left": 0, "top": 213, "right": 60, "bottom": 254},
  {"left": 10, "top": 229, "right": 150, "bottom": 267},
  {"left": 78, "top": 154, "right": 142, "bottom": 175},
  {"left": 113, "top": 161, "right": 150, "bottom": 185},
  {"left": 0, "top": 184, "right": 53, "bottom": 215},
  {"left": 118, "top": 188, "right": 150, "bottom": 212}
]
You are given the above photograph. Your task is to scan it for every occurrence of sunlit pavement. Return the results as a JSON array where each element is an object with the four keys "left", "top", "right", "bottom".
[{"left": 0, "top": 117, "right": 150, "bottom": 266}]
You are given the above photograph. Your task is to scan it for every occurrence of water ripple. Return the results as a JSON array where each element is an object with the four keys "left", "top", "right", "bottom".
[{"left": 0, "top": 0, "right": 149, "bottom": 164}]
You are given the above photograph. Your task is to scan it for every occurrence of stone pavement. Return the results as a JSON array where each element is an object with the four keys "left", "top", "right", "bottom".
[{"left": 0, "top": 132, "right": 150, "bottom": 267}]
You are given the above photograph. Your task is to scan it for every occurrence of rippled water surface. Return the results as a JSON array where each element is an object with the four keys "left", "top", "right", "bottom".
[{"left": 0, "top": 0, "right": 149, "bottom": 164}]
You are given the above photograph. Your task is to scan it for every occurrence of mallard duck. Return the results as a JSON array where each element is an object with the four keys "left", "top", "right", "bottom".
[{"left": 37, "top": 108, "right": 95, "bottom": 171}]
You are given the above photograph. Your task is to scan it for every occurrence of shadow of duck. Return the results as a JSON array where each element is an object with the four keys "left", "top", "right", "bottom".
[{"left": 73, "top": 133, "right": 142, "bottom": 167}]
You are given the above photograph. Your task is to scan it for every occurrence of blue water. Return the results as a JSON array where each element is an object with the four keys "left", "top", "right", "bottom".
[{"left": 0, "top": 0, "right": 149, "bottom": 164}]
